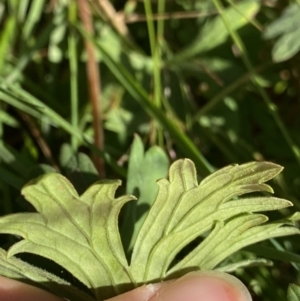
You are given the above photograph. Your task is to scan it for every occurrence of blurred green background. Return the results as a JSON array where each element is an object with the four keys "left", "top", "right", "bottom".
[{"left": 1, "top": 0, "right": 300, "bottom": 300}]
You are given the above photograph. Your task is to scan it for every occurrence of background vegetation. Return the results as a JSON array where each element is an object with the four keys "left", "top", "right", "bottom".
[{"left": 0, "top": 0, "right": 300, "bottom": 300}]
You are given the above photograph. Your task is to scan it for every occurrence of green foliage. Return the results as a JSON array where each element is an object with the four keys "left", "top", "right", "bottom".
[
  {"left": 288, "top": 284, "right": 300, "bottom": 301},
  {"left": 263, "top": 3, "right": 300, "bottom": 62},
  {"left": 0, "top": 160, "right": 298, "bottom": 300},
  {"left": 120, "top": 135, "right": 169, "bottom": 251},
  {"left": 175, "top": 0, "right": 260, "bottom": 60},
  {"left": 1, "top": 1, "right": 300, "bottom": 300},
  {"left": 0, "top": 248, "right": 94, "bottom": 301}
]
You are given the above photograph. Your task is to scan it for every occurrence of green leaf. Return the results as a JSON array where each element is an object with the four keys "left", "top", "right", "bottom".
[
  {"left": 271, "top": 27, "right": 300, "bottom": 63},
  {"left": 0, "top": 174, "right": 136, "bottom": 300},
  {"left": 174, "top": 0, "right": 260, "bottom": 61},
  {"left": 246, "top": 245, "right": 300, "bottom": 264},
  {"left": 59, "top": 143, "right": 99, "bottom": 194},
  {"left": 120, "top": 135, "right": 169, "bottom": 252},
  {"left": 263, "top": 4, "right": 300, "bottom": 39},
  {"left": 0, "top": 82, "right": 126, "bottom": 177},
  {"left": 0, "top": 166, "right": 26, "bottom": 190},
  {"left": 76, "top": 25, "right": 213, "bottom": 176},
  {"left": 129, "top": 160, "right": 297, "bottom": 282},
  {"left": 263, "top": 3, "right": 300, "bottom": 62},
  {"left": 288, "top": 284, "right": 300, "bottom": 301},
  {"left": 216, "top": 258, "right": 273, "bottom": 273},
  {"left": 170, "top": 214, "right": 298, "bottom": 272},
  {"left": 0, "top": 110, "right": 19, "bottom": 127},
  {"left": 0, "top": 248, "right": 94, "bottom": 301},
  {"left": 0, "top": 159, "right": 298, "bottom": 300},
  {"left": 0, "top": 143, "right": 35, "bottom": 178}
]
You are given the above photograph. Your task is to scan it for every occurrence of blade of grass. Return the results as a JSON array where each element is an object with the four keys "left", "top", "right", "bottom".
[
  {"left": 154, "top": 0, "right": 165, "bottom": 147},
  {"left": 0, "top": 167, "right": 25, "bottom": 190},
  {"left": 0, "top": 89, "right": 42, "bottom": 119},
  {"left": 68, "top": 1, "right": 79, "bottom": 151},
  {"left": 144, "top": 0, "right": 164, "bottom": 145},
  {"left": 7, "top": 21, "right": 55, "bottom": 83},
  {"left": 0, "top": 143, "right": 35, "bottom": 178},
  {"left": 213, "top": 0, "right": 300, "bottom": 166},
  {"left": 0, "top": 81, "right": 125, "bottom": 177},
  {"left": 17, "top": 0, "right": 30, "bottom": 23},
  {"left": 0, "top": 1, "right": 18, "bottom": 72},
  {"left": 246, "top": 245, "right": 300, "bottom": 268},
  {"left": 21, "top": 0, "right": 45, "bottom": 41},
  {"left": 77, "top": 25, "right": 214, "bottom": 176}
]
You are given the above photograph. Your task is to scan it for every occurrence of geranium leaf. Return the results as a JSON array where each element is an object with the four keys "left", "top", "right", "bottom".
[
  {"left": 129, "top": 160, "right": 296, "bottom": 282},
  {"left": 0, "top": 174, "right": 136, "bottom": 300},
  {"left": 0, "top": 248, "right": 94, "bottom": 301},
  {"left": 170, "top": 214, "right": 299, "bottom": 272},
  {"left": 121, "top": 134, "right": 169, "bottom": 252},
  {"left": 59, "top": 143, "right": 99, "bottom": 194},
  {"left": 0, "top": 159, "right": 298, "bottom": 301},
  {"left": 216, "top": 258, "right": 273, "bottom": 273}
]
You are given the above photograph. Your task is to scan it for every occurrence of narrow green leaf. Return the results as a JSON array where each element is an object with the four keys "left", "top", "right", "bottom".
[
  {"left": 0, "top": 110, "right": 19, "bottom": 127},
  {"left": 22, "top": 0, "right": 45, "bottom": 40},
  {"left": 77, "top": 24, "right": 214, "bottom": 176},
  {"left": 0, "top": 82, "right": 126, "bottom": 176},
  {"left": 0, "top": 143, "right": 35, "bottom": 178},
  {"left": 0, "top": 4, "right": 17, "bottom": 72},
  {"left": 246, "top": 245, "right": 300, "bottom": 264},
  {"left": 0, "top": 166, "right": 25, "bottom": 190},
  {"left": 216, "top": 258, "right": 273, "bottom": 273}
]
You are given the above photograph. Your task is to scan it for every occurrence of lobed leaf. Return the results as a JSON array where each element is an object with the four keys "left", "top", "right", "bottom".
[
  {"left": 0, "top": 248, "right": 94, "bottom": 301},
  {"left": 129, "top": 160, "right": 293, "bottom": 282},
  {"left": 120, "top": 134, "right": 169, "bottom": 252},
  {"left": 0, "top": 174, "right": 136, "bottom": 300},
  {"left": 170, "top": 215, "right": 299, "bottom": 272},
  {"left": 0, "top": 159, "right": 298, "bottom": 300}
]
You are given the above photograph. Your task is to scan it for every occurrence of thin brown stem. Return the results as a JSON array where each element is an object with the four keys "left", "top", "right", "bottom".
[
  {"left": 19, "top": 112, "right": 59, "bottom": 170},
  {"left": 77, "top": 0, "right": 105, "bottom": 177},
  {"left": 91, "top": 0, "right": 129, "bottom": 38},
  {"left": 124, "top": 10, "right": 217, "bottom": 23}
]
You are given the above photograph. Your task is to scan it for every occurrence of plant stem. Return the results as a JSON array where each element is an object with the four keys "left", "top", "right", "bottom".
[
  {"left": 144, "top": 0, "right": 164, "bottom": 146},
  {"left": 68, "top": 1, "right": 79, "bottom": 151},
  {"left": 77, "top": 0, "right": 105, "bottom": 177}
]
